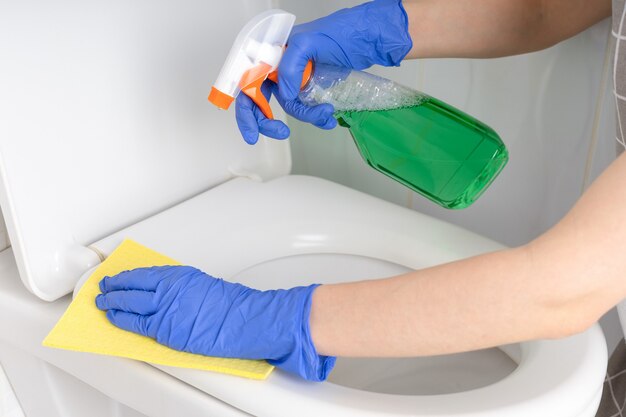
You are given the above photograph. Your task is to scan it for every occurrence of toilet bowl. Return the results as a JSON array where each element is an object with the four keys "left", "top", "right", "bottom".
[
  {"left": 0, "top": 175, "right": 609, "bottom": 417},
  {"left": 87, "top": 175, "right": 609, "bottom": 417},
  {"left": 0, "top": 1, "right": 608, "bottom": 415}
]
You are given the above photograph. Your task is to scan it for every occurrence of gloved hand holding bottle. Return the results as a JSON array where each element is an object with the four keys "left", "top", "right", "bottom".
[
  {"left": 95, "top": 265, "right": 335, "bottom": 382},
  {"left": 227, "top": 2, "right": 507, "bottom": 209},
  {"left": 235, "top": 0, "right": 413, "bottom": 144}
]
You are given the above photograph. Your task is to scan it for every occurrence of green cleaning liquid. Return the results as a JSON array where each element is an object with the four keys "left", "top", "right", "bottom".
[
  {"left": 335, "top": 98, "right": 508, "bottom": 209},
  {"left": 299, "top": 64, "right": 508, "bottom": 209}
]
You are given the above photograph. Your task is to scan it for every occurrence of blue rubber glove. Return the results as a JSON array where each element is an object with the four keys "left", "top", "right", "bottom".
[
  {"left": 95, "top": 265, "right": 335, "bottom": 381},
  {"left": 236, "top": 0, "right": 413, "bottom": 144},
  {"left": 236, "top": 80, "right": 336, "bottom": 145}
]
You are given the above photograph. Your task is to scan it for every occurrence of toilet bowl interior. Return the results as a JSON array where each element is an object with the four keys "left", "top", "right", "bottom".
[{"left": 232, "top": 252, "right": 520, "bottom": 396}]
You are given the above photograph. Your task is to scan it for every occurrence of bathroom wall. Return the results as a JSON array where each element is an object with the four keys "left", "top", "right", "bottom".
[
  {"left": 277, "top": 1, "right": 622, "bottom": 350},
  {"left": 280, "top": 0, "right": 614, "bottom": 247},
  {"left": 0, "top": 212, "right": 9, "bottom": 253}
]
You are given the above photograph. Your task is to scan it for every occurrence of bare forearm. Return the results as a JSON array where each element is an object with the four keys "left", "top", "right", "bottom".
[
  {"left": 310, "top": 153, "right": 626, "bottom": 358},
  {"left": 403, "top": 0, "right": 611, "bottom": 59},
  {"left": 310, "top": 247, "right": 544, "bottom": 357}
]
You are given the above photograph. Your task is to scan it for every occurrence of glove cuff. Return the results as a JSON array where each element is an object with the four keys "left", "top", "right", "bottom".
[
  {"left": 368, "top": 0, "right": 413, "bottom": 67},
  {"left": 334, "top": 0, "right": 413, "bottom": 69},
  {"left": 268, "top": 284, "right": 336, "bottom": 381}
]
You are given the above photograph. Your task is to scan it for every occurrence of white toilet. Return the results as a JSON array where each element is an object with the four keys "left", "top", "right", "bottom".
[{"left": 0, "top": 1, "right": 607, "bottom": 417}]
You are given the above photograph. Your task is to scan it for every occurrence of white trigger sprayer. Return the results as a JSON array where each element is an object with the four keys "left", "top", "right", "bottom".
[{"left": 208, "top": 10, "right": 312, "bottom": 118}]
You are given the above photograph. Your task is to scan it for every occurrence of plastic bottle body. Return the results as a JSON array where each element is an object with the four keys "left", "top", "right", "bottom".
[{"left": 298, "top": 64, "right": 508, "bottom": 209}]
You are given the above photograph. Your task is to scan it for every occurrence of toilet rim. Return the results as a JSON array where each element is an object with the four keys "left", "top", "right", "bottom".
[
  {"left": 159, "top": 253, "right": 605, "bottom": 417},
  {"left": 146, "top": 247, "right": 606, "bottom": 417},
  {"left": 88, "top": 176, "right": 608, "bottom": 416},
  {"left": 154, "top": 275, "right": 605, "bottom": 417},
  {"left": 155, "top": 252, "right": 606, "bottom": 417},
  {"left": 68, "top": 247, "right": 610, "bottom": 416}
]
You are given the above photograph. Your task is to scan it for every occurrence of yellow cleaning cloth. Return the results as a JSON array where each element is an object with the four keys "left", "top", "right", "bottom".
[{"left": 43, "top": 239, "right": 274, "bottom": 380}]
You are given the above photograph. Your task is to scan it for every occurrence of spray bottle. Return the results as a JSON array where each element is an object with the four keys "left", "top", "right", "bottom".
[{"left": 208, "top": 10, "right": 508, "bottom": 209}]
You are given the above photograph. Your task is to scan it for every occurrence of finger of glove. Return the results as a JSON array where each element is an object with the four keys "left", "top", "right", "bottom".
[
  {"left": 96, "top": 290, "right": 156, "bottom": 315},
  {"left": 106, "top": 310, "right": 149, "bottom": 336},
  {"left": 278, "top": 94, "right": 337, "bottom": 130},
  {"left": 236, "top": 87, "right": 290, "bottom": 143},
  {"left": 257, "top": 81, "right": 290, "bottom": 139},
  {"left": 258, "top": 118, "right": 290, "bottom": 139},
  {"left": 99, "top": 268, "right": 164, "bottom": 293},
  {"left": 278, "top": 35, "right": 315, "bottom": 101},
  {"left": 235, "top": 93, "right": 261, "bottom": 145}
]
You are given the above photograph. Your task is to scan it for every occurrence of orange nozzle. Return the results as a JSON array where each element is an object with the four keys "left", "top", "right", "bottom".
[{"left": 208, "top": 87, "right": 234, "bottom": 110}]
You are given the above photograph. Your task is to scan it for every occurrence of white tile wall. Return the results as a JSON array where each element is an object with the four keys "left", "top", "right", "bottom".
[{"left": 0, "top": 210, "right": 9, "bottom": 252}]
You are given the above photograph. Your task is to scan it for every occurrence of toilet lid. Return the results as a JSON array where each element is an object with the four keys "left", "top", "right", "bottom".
[
  {"left": 0, "top": 1, "right": 290, "bottom": 301},
  {"left": 87, "top": 175, "right": 607, "bottom": 417}
]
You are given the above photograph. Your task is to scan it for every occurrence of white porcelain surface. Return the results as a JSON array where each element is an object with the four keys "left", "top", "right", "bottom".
[
  {"left": 0, "top": 363, "right": 24, "bottom": 417},
  {"left": 0, "top": 175, "right": 608, "bottom": 416},
  {"left": 82, "top": 175, "right": 606, "bottom": 417},
  {"left": 91, "top": 176, "right": 505, "bottom": 277},
  {"left": 0, "top": 0, "right": 289, "bottom": 301},
  {"left": 0, "top": 235, "right": 605, "bottom": 417}
]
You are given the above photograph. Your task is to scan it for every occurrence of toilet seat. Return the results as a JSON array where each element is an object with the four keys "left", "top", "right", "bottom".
[
  {"left": 0, "top": 174, "right": 607, "bottom": 417},
  {"left": 82, "top": 174, "right": 606, "bottom": 417}
]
